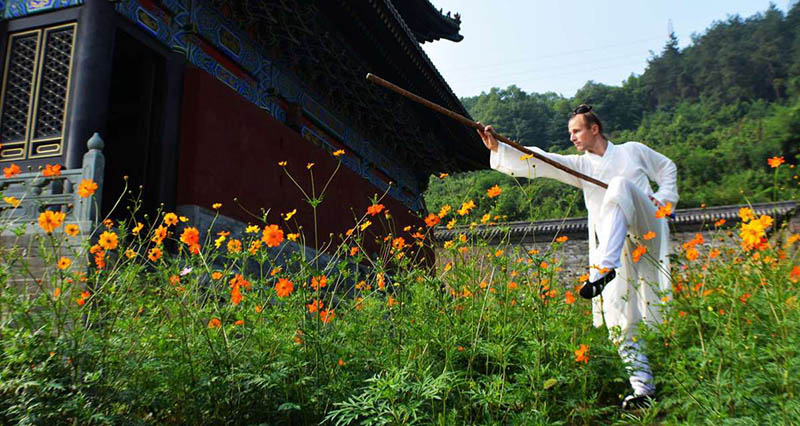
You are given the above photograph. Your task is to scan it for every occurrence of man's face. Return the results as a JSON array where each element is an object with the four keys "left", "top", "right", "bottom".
[{"left": 568, "top": 115, "right": 597, "bottom": 152}]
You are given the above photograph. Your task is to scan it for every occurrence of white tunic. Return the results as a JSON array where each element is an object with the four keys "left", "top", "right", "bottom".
[{"left": 490, "top": 141, "right": 678, "bottom": 339}]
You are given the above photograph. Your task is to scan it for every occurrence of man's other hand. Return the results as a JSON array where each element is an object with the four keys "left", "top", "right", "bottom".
[{"left": 476, "top": 123, "right": 499, "bottom": 152}]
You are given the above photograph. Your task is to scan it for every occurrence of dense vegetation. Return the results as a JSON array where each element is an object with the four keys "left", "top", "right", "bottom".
[
  {"left": 2, "top": 161, "right": 798, "bottom": 424},
  {"left": 426, "top": 4, "right": 800, "bottom": 221}
]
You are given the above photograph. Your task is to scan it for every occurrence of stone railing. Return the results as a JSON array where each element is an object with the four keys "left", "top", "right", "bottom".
[{"left": 0, "top": 133, "right": 105, "bottom": 232}]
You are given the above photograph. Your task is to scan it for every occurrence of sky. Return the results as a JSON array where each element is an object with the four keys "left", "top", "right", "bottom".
[{"left": 421, "top": 0, "right": 794, "bottom": 98}]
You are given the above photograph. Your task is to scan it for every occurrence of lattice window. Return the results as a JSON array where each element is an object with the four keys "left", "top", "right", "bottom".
[{"left": 0, "top": 23, "right": 76, "bottom": 162}]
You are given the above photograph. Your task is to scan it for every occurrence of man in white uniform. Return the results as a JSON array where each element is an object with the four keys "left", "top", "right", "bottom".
[{"left": 476, "top": 105, "right": 678, "bottom": 409}]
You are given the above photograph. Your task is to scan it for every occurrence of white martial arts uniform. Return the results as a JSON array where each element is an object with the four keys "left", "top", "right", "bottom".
[{"left": 490, "top": 140, "right": 678, "bottom": 396}]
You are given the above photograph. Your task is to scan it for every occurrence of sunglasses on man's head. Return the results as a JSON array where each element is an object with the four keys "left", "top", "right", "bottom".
[{"left": 573, "top": 104, "right": 592, "bottom": 115}]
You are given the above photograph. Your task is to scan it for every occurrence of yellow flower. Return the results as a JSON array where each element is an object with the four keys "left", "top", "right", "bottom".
[
  {"left": 457, "top": 200, "right": 475, "bottom": 216},
  {"left": 132, "top": 222, "right": 144, "bottom": 235},
  {"left": 57, "top": 257, "right": 71, "bottom": 270},
  {"left": 125, "top": 249, "right": 136, "bottom": 259},
  {"left": 278, "top": 161, "right": 287, "bottom": 167},
  {"left": 306, "top": 162, "right": 315, "bottom": 169},
  {"left": 98, "top": 231, "right": 118, "bottom": 250},
  {"left": 179, "top": 216, "right": 189, "bottom": 222},
  {"left": 65, "top": 224, "right": 79, "bottom": 236},
  {"left": 245, "top": 225, "right": 260, "bottom": 234},
  {"left": 437, "top": 204, "right": 451, "bottom": 218},
  {"left": 443, "top": 240, "right": 454, "bottom": 249},
  {"left": 333, "top": 149, "right": 345, "bottom": 157},
  {"left": 284, "top": 209, "right": 297, "bottom": 221},
  {"left": 738, "top": 207, "right": 755, "bottom": 223},
  {"left": 446, "top": 218, "right": 456, "bottom": 229},
  {"left": 3, "top": 196, "right": 20, "bottom": 207},
  {"left": 520, "top": 154, "right": 534, "bottom": 161},
  {"left": 438, "top": 173, "right": 448, "bottom": 179},
  {"left": 227, "top": 239, "right": 242, "bottom": 253},
  {"left": 287, "top": 233, "right": 299, "bottom": 242},
  {"left": 360, "top": 220, "right": 372, "bottom": 231},
  {"left": 163, "top": 213, "right": 178, "bottom": 227},
  {"left": 481, "top": 213, "right": 490, "bottom": 224},
  {"left": 212, "top": 203, "right": 222, "bottom": 209}
]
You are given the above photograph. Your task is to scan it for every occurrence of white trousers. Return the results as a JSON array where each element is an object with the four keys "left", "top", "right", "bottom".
[
  {"left": 618, "top": 337, "right": 655, "bottom": 396},
  {"left": 593, "top": 189, "right": 657, "bottom": 396}
]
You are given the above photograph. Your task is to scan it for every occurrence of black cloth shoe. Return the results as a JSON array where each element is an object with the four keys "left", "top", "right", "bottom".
[
  {"left": 621, "top": 393, "right": 655, "bottom": 410},
  {"left": 579, "top": 269, "right": 616, "bottom": 299}
]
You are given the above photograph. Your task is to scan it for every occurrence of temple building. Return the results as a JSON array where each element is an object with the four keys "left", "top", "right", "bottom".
[{"left": 0, "top": 0, "right": 485, "bottom": 254}]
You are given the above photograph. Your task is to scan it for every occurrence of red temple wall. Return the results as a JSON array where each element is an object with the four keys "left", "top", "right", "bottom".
[{"left": 176, "top": 68, "right": 428, "bottom": 259}]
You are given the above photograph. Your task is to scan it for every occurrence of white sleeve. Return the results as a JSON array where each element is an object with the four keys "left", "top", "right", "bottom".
[
  {"left": 637, "top": 143, "right": 679, "bottom": 207},
  {"left": 490, "top": 142, "right": 583, "bottom": 189}
]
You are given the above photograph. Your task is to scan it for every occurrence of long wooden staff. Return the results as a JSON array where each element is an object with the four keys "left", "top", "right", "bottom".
[{"left": 366, "top": 73, "right": 608, "bottom": 189}]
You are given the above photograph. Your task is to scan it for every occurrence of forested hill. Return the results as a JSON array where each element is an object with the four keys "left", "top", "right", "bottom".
[{"left": 425, "top": 4, "right": 800, "bottom": 222}]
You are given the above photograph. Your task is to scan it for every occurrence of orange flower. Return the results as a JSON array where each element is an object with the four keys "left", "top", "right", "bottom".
[
  {"left": 739, "top": 293, "right": 752, "bottom": 304},
  {"left": 768, "top": 156, "right": 785, "bottom": 168},
  {"left": 565, "top": 290, "right": 575, "bottom": 305},
  {"left": 211, "top": 271, "right": 223, "bottom": 280},
  {"left": 234, "top": 319, "right": 244, "bottom": 326},
  {"left": 320, "top": 309, "right": 335, "bottom": 323},
  {"left": 147, "top": 247, "right": 162, "bottom": 261},
  {"left": 366, "top": 203, "right": 386, "bottom": 216},
  {"left": 392, "top": 237, "right": 406, "bottom": 250},
  {"left": 337, "top": 358, "right": 346, "bottom": 366},
  {"left": 487, "top": 185, "right": 502, "bottom": 198},
  {"left": 311, "top": 275, "right": 328, "bottom": 291},
  {"left": 790, "top": 266, "right": 800, "bottom": 283},
  {"left": 578, "top": 273, "right": 589, "bottom": 283},
  {"left": 307, "top": 299, "right": 323, "bottom": 313},
  {"left": 632, "top": 244, "right": 647, "bottom": 263},
  {"left": 714, "top": 219, "right": 726, "bottom": 227},
  {"left": 437, "top": 205, "right": 452, "bottom": 218},
  {"left": 686, "top": 247, "right": 699, "bottom": 261},
  {"left": 333, "top": 149, "right": 345, "bottom": 157},
  {"left": 208, "top": 318, "right": 221, "bottom": 328},
  {"left": 98, "top": 231, "right": 118, "bottom": 250},
  {"left": 350, "top": 246, "right": 359, "bottom": 256},
  {"left": 163, "top": 212, "right": 178, "bottom": 226},
  {"left": 125, "top": 249, "right": 136, "bottom": 258},
  {"left": 42, "top": 164, "right": 61, "bottom": 177},
  {"left": 424, "top": 213, "right": 440, "bottom": 227},
  {"left": 77, "top": 291, "right": 90, "bottom": 306},
  {"left": 574, "top": 344, "right": 589, "bottom": 364},
  {"left": 226, "top": 238, "right": 242, "bottom": 253},
  {"left": 231, "top": 285, "right": 242, "bottom": 305},
  {"left": 439, "top": 173, "right": 448, "bottom": 179},
  {"left": 643, "top": 231, "right": 656, "bottom": 240},
  {"left": 53, "top": 288, "right": 61, "bottom": 299},
  {"left": 248, "top": 240, "right": 261, "bottom": 254},
  {"left": 556, "top": 235, "right": 568, "bottom": 243},
  {"left": 38, "top": 210, "right": 66, "bottom": 233},
  {"left": 654, "top": 202, "right": 672, "bottom": 219},
  {"left": 709, "top": 248, "right": 720, "bottom": 259},
  {"left": 387, "top": 296, "right": 399, "bottom": 307},
  {"left": 61, "top": 223, "right": 79, "bottom": 236},
  {"left": 57, "top": 257, "right": 71, "bottom": 270},
  {"left": 275, "top": 278, "right": 294, "bottom": 297},
  {"left": 3, "top": 163, "right": 21, "bottom": 178},
  {"left": 3, "top": 196, "right": 20, "bottom": 207},
  {"left": 180, "top": 227, "right": 201, "bottom": 254},
  {"left": 77, "top": 179, "right": 98, "bottom": 198},
  {"left": 150, "top": 225, "right": 167, "bottom": 246},
  {"left": 262, "top": 224, "right": 284, "bottom": 247},
  {"left": 377, "top": 272, "right": 386, "bottom": 290}
]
